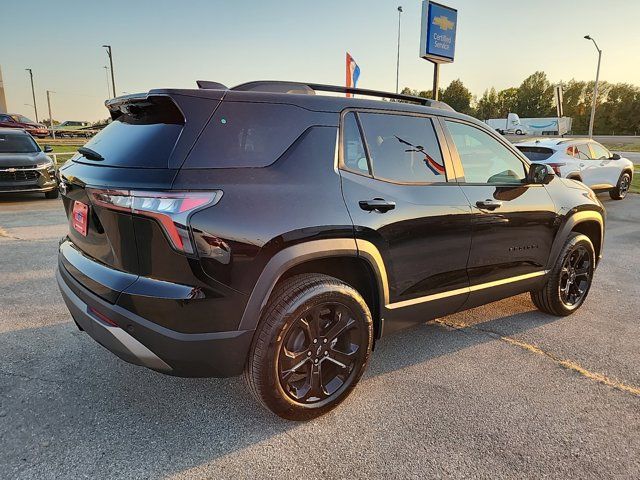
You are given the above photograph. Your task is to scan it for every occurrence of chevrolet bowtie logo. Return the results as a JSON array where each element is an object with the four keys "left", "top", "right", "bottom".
[
  {"left": 6, "top": 168, "right": 16, "bottom": 173},
  {"left": 433, "top": 15, "right": 455, "bottom": 31}
]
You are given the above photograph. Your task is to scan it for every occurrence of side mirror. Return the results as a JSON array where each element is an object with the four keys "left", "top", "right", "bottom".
[
  {"left": 43, "top": 145, "right": 53, "bottom": 153},
  {"left": 610, "top": 153, "right": 621, "bottom": 160},
  {"left": 527, "top": 163, "right": 555, "bottom": 184}
]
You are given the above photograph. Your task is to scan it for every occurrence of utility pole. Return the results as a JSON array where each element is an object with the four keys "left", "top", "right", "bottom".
[
  {"left": 102, "top": 45, "right": 116, "bottom": 99},
  {"left": 584, "top": 35, "right": 602, "bottom": 139},
  {"left": 46, "top": 90, "right": 55, "bottom": 139},
  {"left": 25, "top": 68, "right": 38, "bottom": 122},
  {"left": 103, "top": 66, "right": 112, "bottom": 98},
  {"left": 395, "top": 6, "right": 403, "bottom": 94}
]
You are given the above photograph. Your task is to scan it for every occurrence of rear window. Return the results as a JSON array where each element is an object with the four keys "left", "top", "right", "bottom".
[
  {"left": 516, "top": 146, "right": 555, "bottom": 161},
  {"left": 0, "top": 133, "right": 38, "bottom": 153},
  {"left": 183, "top": 102, "right": 316, "bottom": 169},
  {"left": 76, "top": 96, "right": 184, "bottom": 168}
]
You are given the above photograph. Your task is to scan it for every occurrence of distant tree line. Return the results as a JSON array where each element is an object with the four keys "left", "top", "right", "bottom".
[{"left": 401, "top": 71, "right": 640, "bottom": 135}]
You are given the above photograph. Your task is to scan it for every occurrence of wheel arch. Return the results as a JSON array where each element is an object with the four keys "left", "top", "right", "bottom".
[
  {"left": 238, "top": 239, "right": 388, "bottom": 340},
  {"left": 547, "top": 210, "right": 604, "bottom": 270}
]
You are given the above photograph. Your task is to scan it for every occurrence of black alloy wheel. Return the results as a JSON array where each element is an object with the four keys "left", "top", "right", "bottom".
[
  {"left": 558, "top": 245, "right": 592, "bottom": 307},
  {"left": 278, "top": 302, "right": 366, "bottom": 404}
]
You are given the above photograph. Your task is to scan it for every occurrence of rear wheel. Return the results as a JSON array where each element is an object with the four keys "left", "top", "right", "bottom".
[
  {"left": 245, "top": 273, "right": 373, "bottom": 420},
  {"left": 531, "top": 233, "right": 595, "bottom": 316},
  {"left": 44, "top": 189, "right": 59, "bottom": 199},
  {"left": 609, "top": 172, "right": 631, "bottom": 200}
]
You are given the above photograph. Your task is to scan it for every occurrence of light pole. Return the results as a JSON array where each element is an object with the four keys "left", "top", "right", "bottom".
[
  {"left": 102, "top": 45, "right": 116, "bottom": 99},
  {"left": 395, "top": 6, "right": 403, "bottom": 94},
  {"left": 25, "top": 68, "right": 38, "bottom": 122},
  {"left": 103, "top": 66, "right": 112, "bottom": 98},
  {"left": 46, "top": 90, "right": 55, "bottom": 139},
  {"left": 584, "top": 35, "right": 602, "bottom": 139}
]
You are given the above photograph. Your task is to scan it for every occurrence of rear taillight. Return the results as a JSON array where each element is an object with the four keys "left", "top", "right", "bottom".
[
  {"left": 547, "top": 163, "right": 565, "bottom": 176},
  {"left": 86, "top": 188, "right": 222, "bottom": 254}
]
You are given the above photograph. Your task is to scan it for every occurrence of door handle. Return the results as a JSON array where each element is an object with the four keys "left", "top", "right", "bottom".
[
  {"left": 476, "top": 199, "right": 503, "bottom": 210},
  {"left": 359, "top": 198, "right": 396, "bottom": 213}
]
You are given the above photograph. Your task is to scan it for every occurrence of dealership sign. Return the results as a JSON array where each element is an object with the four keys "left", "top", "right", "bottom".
[{"left": 419, "top": 1, "right": 457, "bottom": 63}]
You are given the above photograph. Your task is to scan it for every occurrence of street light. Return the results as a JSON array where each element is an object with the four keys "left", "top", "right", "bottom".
[
  {"left": 395, "top": 6, "right": 403, "bottom": 94},
  {"left": 102, "top": 45, "right": 116, "bottom": 99},
  {"left": 584, "top": 35, "right": 602, "bottom": 139},
  {"left": 103, "top": 66, "right": 112, "bottom": 98},
  {"left": 25, "top": 68, "right": 38, "bottom": 122}
]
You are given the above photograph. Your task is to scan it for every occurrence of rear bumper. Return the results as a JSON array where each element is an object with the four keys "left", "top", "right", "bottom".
[{"left": 57, "top": 263, "right": 255, "bottom": 377}]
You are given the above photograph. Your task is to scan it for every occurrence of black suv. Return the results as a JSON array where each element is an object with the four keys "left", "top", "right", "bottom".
[{"left": 56, "top": 81, "right": 604, "bottom": 419}]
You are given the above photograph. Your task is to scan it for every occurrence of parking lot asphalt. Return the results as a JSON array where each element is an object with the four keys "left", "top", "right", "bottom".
[{"left": 1, "top": 193, "right": 639, "bottom": 479}]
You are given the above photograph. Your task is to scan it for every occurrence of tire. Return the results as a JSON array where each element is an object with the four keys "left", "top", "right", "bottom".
[
  {"left": 45, "top": 189, "right": 59, "bottom": 199},
  {"left": 531, "top": 233, "right": 595, "bottom": 316},
  {"left": 609, "top": 172, "right": 631, "bottom": 200},
  {"left": 515, "top": 129, "right": 523, "bottom": 135},
  {"left": 245, "top": 273, "right": 373, "bottom": 420}
]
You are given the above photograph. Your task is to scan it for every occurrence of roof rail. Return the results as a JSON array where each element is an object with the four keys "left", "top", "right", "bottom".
[{"left": 227, "top": 80, "right": 454, "bottom": 110}]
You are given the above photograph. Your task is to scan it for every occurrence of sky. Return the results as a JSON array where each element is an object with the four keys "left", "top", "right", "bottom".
[{"left": 2, "top": 0, "right": 639, "bottom": 122}]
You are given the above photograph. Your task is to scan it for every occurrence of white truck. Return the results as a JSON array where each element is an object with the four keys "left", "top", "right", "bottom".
[
  {"left": 485, "top": 113, "right": 528, "bottom": 135},
  {"left": 485, "top": 113, "right": 573, "bottom": 136}
]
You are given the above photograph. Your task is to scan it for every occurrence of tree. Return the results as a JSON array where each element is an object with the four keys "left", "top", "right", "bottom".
[
  {"left": 41, "top": 118, "right": 59, "bottom": 127},
  {"left": 497, "top": 87, "right": 518, "bottom": 117},
  {"left": 441, "top": 79, "right": 472, "bottom": 114},
  {"left": 474, "top": 88, "right": 501, "bottom": 120},
  {"left": 515, "top": 72, "right": 555, "bottom": 117}
]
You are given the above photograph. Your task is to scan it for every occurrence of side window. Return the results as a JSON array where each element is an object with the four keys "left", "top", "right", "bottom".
[
  {"left": 342, "top": 112, "right": 369, "bottom": 174},
  {"left": 445, "top": 121, "right": 526, "bottom": 184},
  {"left": 357, "top": 112, "right": 446, "bottom": 183},
  {"left": 590, "top": 143, "right": 611, "bottom": 160},
  {"left": 576, "top": 144, "right": 591, "bottom": 160},
  {"left": 566, "top": 146, "right": 578, "bottom": 157},
  {"left": 0, "top": 115, "right": 12, "bottom": 122}
]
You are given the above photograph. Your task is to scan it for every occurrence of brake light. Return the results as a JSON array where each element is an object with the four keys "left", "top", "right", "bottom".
[
  {"left": 86, "top": 188, "right": 222, "bottom": 254},
  {"left": 547, "top": 163, "right": 565, "bottom": 176}
]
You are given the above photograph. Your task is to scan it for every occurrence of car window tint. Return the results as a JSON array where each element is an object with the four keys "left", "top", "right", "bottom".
[
  {"left": 342, "top": 112, "right": 369, "bottom": 174},
  {"left": 590, "top": 143, "right": 610, "bottom": 160},
  {"left": 576, "top": 144, "right": 591, "bottom": 160},
  {"left": 185, "top": 102, "right": 316, "bottom": 169},
  {"left": 357, "top": 112, "right": 445, "bottom": 183},
  {"left": 445, "top": 121, "right": 526, "bottom": 184}
]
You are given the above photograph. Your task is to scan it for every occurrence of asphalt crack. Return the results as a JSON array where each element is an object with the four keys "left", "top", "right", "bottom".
[{"left": 433, "top": 318, "right": 640, "bottom": 398}]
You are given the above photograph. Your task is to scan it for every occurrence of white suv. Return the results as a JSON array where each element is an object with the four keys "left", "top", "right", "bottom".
[{"left": 515, "top": 138, "right": 634, "bottom": 200}]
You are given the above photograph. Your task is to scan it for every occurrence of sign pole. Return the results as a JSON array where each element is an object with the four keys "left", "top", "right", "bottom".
[
  {"left": 47, "top": 90, "right": 55, "bottom": 140},
  {"left": 432, "top": 63, "right": 440, "bottom": 101}
]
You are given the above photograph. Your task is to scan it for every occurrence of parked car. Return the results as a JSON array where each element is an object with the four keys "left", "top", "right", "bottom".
[
  {"left": 0, "top": 128, "right": 58, "bottom": 198},
  {"left": 51, "top": 120, "right": 97, "bottom": 138},
  {"left": 0, "top": 113, "right": 48, "bottom": 138},
  {"left": 56, "top": 81, "right": 605, "bottom": 420},
  {"left": 515, "top": 138, "right": 634, "bottom": 199}
]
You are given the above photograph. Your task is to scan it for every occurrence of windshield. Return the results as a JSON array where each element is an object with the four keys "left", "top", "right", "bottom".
[
  {"left": 11, "top": 115, "right": 35, "bottom": 124},
  {"left": 0, "top": 133, "right": 39, "bottom": 153}
]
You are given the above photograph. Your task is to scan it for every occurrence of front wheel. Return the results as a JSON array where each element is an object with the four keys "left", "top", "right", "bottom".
[
  {"left": 245, "top": 273, "right": 373, "bottom": 420},
  {"left": 531, "top": 233, "right": 595, "bottom": 316},
  {"left": 609, "top": 172, "right": 631, "bottom": 200}
]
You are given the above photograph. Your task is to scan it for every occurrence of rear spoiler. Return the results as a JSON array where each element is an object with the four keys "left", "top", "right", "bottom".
[{"left": 105, "top": 94, "right": 185, "bottom": 124}]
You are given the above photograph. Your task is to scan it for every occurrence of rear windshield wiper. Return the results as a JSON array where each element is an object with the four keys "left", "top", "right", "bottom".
[{"left": 78, "top": 147, "right": 104, "bottom": 161}]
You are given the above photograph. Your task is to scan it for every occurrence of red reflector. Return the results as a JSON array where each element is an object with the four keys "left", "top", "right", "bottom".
[{"left": 88, "top": 307, "right": 119, "bottom": 328}]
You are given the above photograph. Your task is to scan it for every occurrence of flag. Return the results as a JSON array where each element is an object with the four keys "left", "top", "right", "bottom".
[{"left": 346, "top": 52, "right": 360, "bottom": 97}]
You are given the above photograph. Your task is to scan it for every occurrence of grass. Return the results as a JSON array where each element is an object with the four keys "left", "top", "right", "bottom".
[
  {"left": 36, "top": 139, "right": 85, "bottom": 164},
  {"left": 632, "top": 168, "right": 640, "bottom": 194},
  {"left": 601, "top": 142, "right": 640, "bottom": 153}
]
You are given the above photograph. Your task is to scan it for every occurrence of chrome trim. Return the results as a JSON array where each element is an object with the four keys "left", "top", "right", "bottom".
[{"left": 387, "top": 270, "right": 549, "bottom": 310}]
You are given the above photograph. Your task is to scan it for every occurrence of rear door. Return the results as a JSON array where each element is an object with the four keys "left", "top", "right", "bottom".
[
  {"left": 441, "top": 119, "right": 558, "bottom": 308},
  {"left": 340, "top": 109, "right": 472, "bottom": 334}
]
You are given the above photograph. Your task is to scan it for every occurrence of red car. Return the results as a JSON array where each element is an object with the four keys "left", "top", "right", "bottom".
[{"left": 0, "top": 113, "right": 48, "bottom": 138}]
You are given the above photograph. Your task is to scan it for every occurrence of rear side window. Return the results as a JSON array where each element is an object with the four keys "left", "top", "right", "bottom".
[
  {"left": 184, "top": 102, "right": 315, "bottom": 169},
  {"left": 79, "top": 96, "right": 184, "bottom": 168},
  {"left": 357, "top": 112, "right": 446, "bottom": 183},
  {"left": 516, "top": 146, "right": 555, "bottom": 161},
  {"left": 575, "top": 144, "right": 591, "bottom": 160},
  {"left": 342, "top": 112, "right": 369, "bottom": 174}
]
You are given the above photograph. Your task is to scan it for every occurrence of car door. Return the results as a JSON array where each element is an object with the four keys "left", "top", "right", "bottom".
[
  {"left": 440, "top": 118, "right": 559, "bottom": 309},
  {"left": 339, "top": 109, "right": 472, "bottom": 334},
  {"left": 588, "top": 142, "right": 620, "bottom": 187},
  {"left": 573, "top": 143, "right": 600, "bottom": 187}
]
